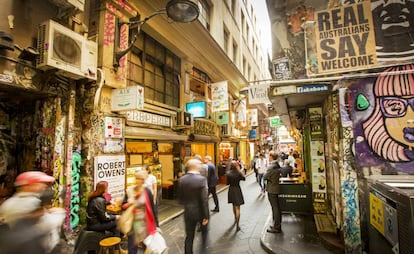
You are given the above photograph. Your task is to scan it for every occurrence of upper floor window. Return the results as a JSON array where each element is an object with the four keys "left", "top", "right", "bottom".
[
  {"left": 198, "top": 0, "right": 211, "bottom": 31},
  {"left": 223, "top": 26, "right": 230, "bottom": 54},
  {"left": 233, "top": 41, "right": 238, "bottom": 63},
  {"left": 128, "top": 33, "right": 181, "bottom": 108}
]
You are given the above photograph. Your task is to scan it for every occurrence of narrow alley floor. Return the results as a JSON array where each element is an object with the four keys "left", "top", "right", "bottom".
[{"left": 160, "top": 173, "right": 339, "bottom": 254}]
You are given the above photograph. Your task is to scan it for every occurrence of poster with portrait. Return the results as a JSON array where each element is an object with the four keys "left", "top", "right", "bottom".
[
  {"left": 310, "top": 141, "right": 327, "bottom": 197},
  {"left": 273, "top": 57, "right": 291, "bottom": 80}
]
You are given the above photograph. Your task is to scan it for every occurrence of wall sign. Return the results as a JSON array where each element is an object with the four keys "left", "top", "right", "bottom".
[
  {"left": 111, "top": 85, "right": 144, "bottom": 111},
  {"left": 315, "top": 2, "right": 377, "bottom": 74},
  {"left": 94, "top": 155, "right": 126, "bottom": 202},
  {"left": 125, "top": 110, "right": 171, "bottom": 127}
]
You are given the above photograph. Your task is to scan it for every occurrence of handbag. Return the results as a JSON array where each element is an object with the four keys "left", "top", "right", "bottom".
[
  {"left": 143, "top": 230, "right": 168, "bottom": 254},
  {"left": 117, "top": 204, "right": 135, "bottom": 234}
]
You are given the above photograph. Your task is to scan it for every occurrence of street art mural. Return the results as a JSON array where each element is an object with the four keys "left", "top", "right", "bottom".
[
  {"left": 349, "top": 64, "right": 414, "bottom": 174},
  {"left": 371, "top": 0, "right": 414, "bottom": 62}
]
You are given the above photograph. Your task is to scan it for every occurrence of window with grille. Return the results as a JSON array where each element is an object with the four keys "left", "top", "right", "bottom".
[{"left": 128, "top": 33, "right": 181, "bottom": 108}]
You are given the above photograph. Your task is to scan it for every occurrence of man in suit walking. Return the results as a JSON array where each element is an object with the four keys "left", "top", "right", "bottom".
[
  {"left": 205, "top": 155, "right": 219, "bottom": 212},
  {"left": 178, "top": 159, "right": 210, "bottom": 254},
  {"left": 264, "top": 152, "right": 282, "bottom": 233}
]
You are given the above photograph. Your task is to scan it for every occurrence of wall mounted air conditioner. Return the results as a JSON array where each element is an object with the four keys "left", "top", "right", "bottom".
[
  {"left": 37, "top": 19, "right": 97, "bottom": 80},
  {"left": 177, "top": 111, "right": 193, "bottom": 127}
]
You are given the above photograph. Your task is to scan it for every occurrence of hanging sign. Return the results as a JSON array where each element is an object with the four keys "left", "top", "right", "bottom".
[
  {"left": 111, "top": 85, "right": 144, "bottom": 111},
  {"left": 247, "top": 109, "right": 258, "bottom": 127},
  {"left": 247, "top": 83, "right": 271, "bottom": 105},
  {"left": 216, "top": 112, "right": 229, "bottom": 125},
  {"left": 270, "top": 116, "right": 282, "bottom": 127},
  {"left": 211, "top": 81, "right": 229, "bottom": 112}
]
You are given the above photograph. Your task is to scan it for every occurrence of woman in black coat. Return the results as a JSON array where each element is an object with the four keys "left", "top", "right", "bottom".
[
  {"left": 226, "top": 161, "right": 246, "bottom": 231},
  {"left": 86, "top": 181, "right": 120, "bottom": 235}
]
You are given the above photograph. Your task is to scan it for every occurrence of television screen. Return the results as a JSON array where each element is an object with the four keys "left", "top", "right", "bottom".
[{"left": 186, "top": 101, "right": 207, "bottom": 118}]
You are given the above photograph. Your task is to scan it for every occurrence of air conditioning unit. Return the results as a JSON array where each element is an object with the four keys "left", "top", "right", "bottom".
[
  {"left": 221, "top": 124, "right": 231, "bottom": 137},
  {"left": 177, "top": 111, "right": 193, "bottom": 127},
  {"left": 37, "top": 19, "right": 97, "bottom": 80}
]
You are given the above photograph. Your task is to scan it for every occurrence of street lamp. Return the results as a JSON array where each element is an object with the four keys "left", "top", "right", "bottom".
[{"left": 113, "top": 0, "right": 199, "bottom": 68}]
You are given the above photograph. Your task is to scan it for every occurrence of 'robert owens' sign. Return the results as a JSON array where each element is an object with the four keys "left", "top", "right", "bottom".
[
  {"left": 94, "top": 155, "right": 126, "bottom": 202},
  {"left": 315, "top": 2, "right": 377, "bottom": 74}
]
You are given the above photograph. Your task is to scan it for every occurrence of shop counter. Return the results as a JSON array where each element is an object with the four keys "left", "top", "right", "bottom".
[{"left": 279, "top": 182, "right": 312, "bottom": 214}]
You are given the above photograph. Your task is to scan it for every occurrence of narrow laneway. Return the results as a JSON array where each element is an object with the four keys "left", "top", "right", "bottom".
[{"left": 161, "top": 173, "right": 271, "bottom": 254}]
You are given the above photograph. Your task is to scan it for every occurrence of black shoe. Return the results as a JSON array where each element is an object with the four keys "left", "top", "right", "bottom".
[
  {"left": 211, "top": 208, "right": 219, "bottom": 212},
  {"left": 266, "top": 228, "right": 281, "bottom": 233}
]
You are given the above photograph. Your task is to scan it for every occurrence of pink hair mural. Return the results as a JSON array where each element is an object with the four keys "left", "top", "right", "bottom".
[{"left": 355, "top": 64, "right": 414, "bottom": 170}]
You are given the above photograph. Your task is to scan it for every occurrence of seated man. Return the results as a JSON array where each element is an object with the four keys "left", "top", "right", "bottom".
[{"left": 280, "top": 159, "right": 293, "bottom": 177}]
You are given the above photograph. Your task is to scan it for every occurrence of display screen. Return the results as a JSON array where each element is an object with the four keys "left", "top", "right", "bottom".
[{"left": 186, "top": 101, "right": 207, "bottom": 118}]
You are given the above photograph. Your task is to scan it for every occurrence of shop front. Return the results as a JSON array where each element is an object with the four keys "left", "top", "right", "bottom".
[
  {"left": 188, "top": 118, "right": 220, "bottom": 167},
  {"left": 123, "top": 110, "right": 188, "bottom": 202}
]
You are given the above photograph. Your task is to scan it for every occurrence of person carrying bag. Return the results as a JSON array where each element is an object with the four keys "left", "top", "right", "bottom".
[{"left": 121, "top": 170, "right": 168, "bottom": 254}]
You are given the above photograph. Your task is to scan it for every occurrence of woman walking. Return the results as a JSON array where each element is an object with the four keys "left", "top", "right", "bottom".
[
  {"left": 121, "top": 170, "right": 158, "bottom": 254},
  {"left": 226, "top": 160, "right": 246, "bottom": 231}
]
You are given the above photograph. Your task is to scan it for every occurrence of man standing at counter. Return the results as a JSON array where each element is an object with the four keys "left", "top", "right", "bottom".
[{"left": 264, "top": 152, "right": 282, "bottom": 233}]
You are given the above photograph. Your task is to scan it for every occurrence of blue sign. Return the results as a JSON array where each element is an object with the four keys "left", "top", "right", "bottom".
[
  {"left": 249, "top": 129, "right": 256, "bottom": 139},
  {"left": 297, "top": 84, "right": 329, "bottom": 93}
]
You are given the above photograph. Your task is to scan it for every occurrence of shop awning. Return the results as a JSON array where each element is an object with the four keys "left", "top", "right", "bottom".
[
  {"left": 189, "top": 134, "right": 220, "bottom": 143},
  {"left": 125, "top": 126, "right": 188, "bottom": 141}
]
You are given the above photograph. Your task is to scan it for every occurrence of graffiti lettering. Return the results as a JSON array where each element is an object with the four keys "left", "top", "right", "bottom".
[{"left": 70, "top": 151, "right": 81, "bottom": 229}]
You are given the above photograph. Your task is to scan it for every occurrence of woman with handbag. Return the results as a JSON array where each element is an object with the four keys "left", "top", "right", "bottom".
[
  {"left": 121, "top": 170, "right": 160, "bottom": 254},
  {"left": 86, "top": 181, "right": 120, "bottom": 236}
]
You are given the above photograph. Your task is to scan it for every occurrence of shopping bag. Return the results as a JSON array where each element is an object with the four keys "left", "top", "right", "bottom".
[
  {"left": 143, "top": 230, "right": 168, "bottom": 254},
  {"left": 117, "top": 204, "right": 135, "bottom": 235}
]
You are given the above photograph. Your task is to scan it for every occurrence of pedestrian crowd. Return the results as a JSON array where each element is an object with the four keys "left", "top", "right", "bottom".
[{"left": 0, "top": 149, "right": 302, "bottom": 254}]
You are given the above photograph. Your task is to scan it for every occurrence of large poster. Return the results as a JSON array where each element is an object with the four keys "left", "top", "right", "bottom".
[
  {"left": 211, "top": 81, "right": 229, "bottom": 112},
  {"left": 94, "top": 155, "right": 126, "bottom": 202},
  {"left": 315, "top": 2, "right": 377, "bottom": 73}
]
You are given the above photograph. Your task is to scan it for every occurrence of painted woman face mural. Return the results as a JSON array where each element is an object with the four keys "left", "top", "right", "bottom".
[{"left": 362, "top": 64, "right": 414, "bottom": 162}]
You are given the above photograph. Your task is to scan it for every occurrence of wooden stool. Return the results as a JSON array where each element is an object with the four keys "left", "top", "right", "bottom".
[{"left": 98, "top": 236, "right": 121, "bottom": 254}]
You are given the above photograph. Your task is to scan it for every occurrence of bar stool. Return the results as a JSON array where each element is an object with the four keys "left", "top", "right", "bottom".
[{"left": 98, "top": 236, "right": 121, "bottom": 254}]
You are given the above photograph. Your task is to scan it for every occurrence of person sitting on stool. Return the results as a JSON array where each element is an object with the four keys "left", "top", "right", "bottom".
[{"left": 86, "top": 181, "right": 120, "bottom": 236}]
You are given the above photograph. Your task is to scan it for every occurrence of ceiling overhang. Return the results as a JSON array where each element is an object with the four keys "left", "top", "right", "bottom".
[{"left": 133, "top": 1, "right": 248, "bottom": 97}]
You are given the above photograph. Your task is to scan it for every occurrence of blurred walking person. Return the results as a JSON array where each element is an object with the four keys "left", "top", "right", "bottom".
[
  {"left": 255, "top": 153, "right": 268, "bottom": 194},
  {"left": 178, "top": 159, "right": 209, "bottom": 254},
  {"left": 0, "top": 171, "right": 65, "bottom": 254},
  {"left": 226, "top": 160, "right": 246, "bottom": 231},
  {"left": 205, "top": 155, "right": 219, "bottom": 212}
]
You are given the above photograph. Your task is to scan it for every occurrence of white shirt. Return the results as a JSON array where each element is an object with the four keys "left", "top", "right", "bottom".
[
  {"left": 255, "top": 158, "right": 268, "bottom": 174},
  {"left": 145, "top": 174, "right": 157, "bottom": 195}
]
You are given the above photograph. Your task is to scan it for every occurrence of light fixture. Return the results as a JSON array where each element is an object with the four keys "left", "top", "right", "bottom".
[{"left": 113, "top": 0, "right": 199, "bottom": 68}]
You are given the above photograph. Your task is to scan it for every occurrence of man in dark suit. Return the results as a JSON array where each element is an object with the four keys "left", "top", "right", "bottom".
[
  {"left": 205, "top": 155, "right": 219, "bottom": 212},
  {"left": 264, "top": 152, "right": 282, "bottom": 233},
  {"left": 178, "top": 159, "right": 210, "bottom": 254}
]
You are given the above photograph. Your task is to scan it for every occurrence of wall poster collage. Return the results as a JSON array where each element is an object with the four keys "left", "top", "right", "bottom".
[{"left": 309, "top": 107, "right": 327, "bottom": 203}]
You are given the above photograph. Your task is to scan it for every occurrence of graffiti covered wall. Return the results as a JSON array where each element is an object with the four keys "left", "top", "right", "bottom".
[{"left": 349, "top": 64, "right": 414, "bottom": 174}]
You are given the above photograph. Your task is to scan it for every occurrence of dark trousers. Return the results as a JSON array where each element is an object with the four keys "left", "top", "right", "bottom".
[
  {"left": 87, "top": 221, "right": 120, "bottom": 236},
  {"left": 184, "top": 214, "right": 207, "bottom": 254},
  {"left": 208, "top": 186, "right": 219, "bottom": 209},
  {"left": 267, "top": 193, "right": 281, "bottom": 230}
]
